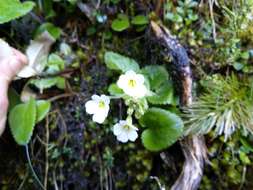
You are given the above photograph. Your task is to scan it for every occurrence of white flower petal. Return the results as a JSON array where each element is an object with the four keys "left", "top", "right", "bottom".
[
  {"left": 134, "top": 84, "right": 147, "bottom": 98},
  {"left": 85, "top": 100, "right": 98, "bottom": 114},
  {"left": 119, "top": 120, "right": 128, "bottom": 126},
  {"left": 92, "top": 113, "right": 106, "bottom": 124},
  {"left": 91, "top": 94, "right": 100, "bottom": 101},
  {"left": 101, "top": 94, "right": 110, "bottom": 104},
  {"left": 123, "top": 87, "right": 135, "bottom": 97},
  {"left": 136, "top": 74, "right": 145, "bottom": 84},
  {"left": 113, "top": 120, "right": 139, "bottom": 143},
  {"left": 117, "top": 133, "right": 128, "bottom": 143},
  {"left": 129, "top": 124, "right": 139, "bottom": 131},
  {"left": 125, "top": 70, "right": 136, "bottom": 76},
  {"left": 97, "top": 111, "right": 108, "bottom": 118},
  {"left": 103, "top": 104, "right": 110, "bottom": 114},
  {"left": 96, "top": 104, "right": 109, "bottom": 116},
  {"left": 128, "top": 130, "right": 138, "bottom": 142},
  {"left": 113, "top": 124, "right": 123, "bottom": 136},
  {"left": 117, "top": 75, "right": 127, "bottom": 89},
  {"left": 86, "top": 94, "right": 111, "bottom": 124},
  {"left": 117, "top": 71, "right": 147, "bottom": 99}
]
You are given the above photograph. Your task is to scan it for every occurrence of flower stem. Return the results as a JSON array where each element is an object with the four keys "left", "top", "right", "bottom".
[
  {"left": 25, "top": 144, "right": 45, "bottom": 190},
  {"left": 108, "top": 95, "right": 124, "bottom": 99}
]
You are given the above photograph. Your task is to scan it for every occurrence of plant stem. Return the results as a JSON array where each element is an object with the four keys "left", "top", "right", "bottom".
[
  {"left": 25, "top": 145, "right": 45, "bottom": 190},
  {"left": 108, "top": 95, "right": 124, "bottom": 99},
  {"left": 44, "top": 116, "right": 49, "bottom": 189}
]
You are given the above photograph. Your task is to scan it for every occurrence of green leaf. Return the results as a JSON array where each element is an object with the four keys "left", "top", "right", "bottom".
[
  {"left": 30, "top": 78, "right": 59, "bottom": 90},
  {"left": 176, "top": 7, "right": 184, "bottom": 14},
  {"left": 233, "top": 62, "right": 244, "bottom": 71},
  {"left": 35, "top": 23, "right": 61, "bottom": 39},
  {"left": 240, "top": 138, "right": 253, "bottom": 152},
  {"left": 241, "top": 51, "right": 249, "bottom": 60},
  {"left": 36, "top": 100, "right": 51, "bottom": 123},
  {"left": 9, "top": 98, "right": 36, "bottom": 145},
  {"left": 188, "top": 14, "right": 198, "bottom": 21},
  {"left": 46, "top": 53, "right": 65, "bottom": 73},
  {"left": 131, "top": 15, "right": 149, "bottom": 25},
  {"left": 8, "top": 88, "right": 21, "bottom": 111},
  {"left": 42, "top": 0, "right": 55, "bottom": 19},
  {"left": 140, "top": 108, "right": 183, "bottom": 151},
  {"left": 56, "top": 77, "right": 66, "bottom": 89},
  {"left": 48, "top": 54, "right": 64, "bottom": 67},
  {"left": 0, "top": 0, "right": 35, "bottom": 24},
  {"left": 111, "top": 14, "right": 130, "bottom": 32},
  {"left": 67, "top": 0, "right": 78, "bottom": 5},
  {"left": 239, "top": 151, "right": 251, "bottom": 165},
  {"left": 108, "top": 83, "right": 124, "bottom": 95},
  {"left": 147, "top": 83, "right": 175, "bottom": 105},
  {"left": 172, "top": 14, "right": 183, "bottom": 23},
  {"left": 104, "top": 51, "right": 140, "bottom": 72},
  {"left": 30, "top": 77, "right": 65, "bottom": 92},
  {"left": 141, "top": 65, "right": 175, "bottom": 105},
  {"left": 141, "top": 65, "right": 168, "bottom": 89}
]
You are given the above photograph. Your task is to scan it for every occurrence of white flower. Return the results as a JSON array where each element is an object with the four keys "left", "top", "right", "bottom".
[
  {"left": 85, "top": 94, "right": 110, "bottom": 124},
  {"left": 113, "top": 120, "right": 138, "bottom": 143},
  {"left": 117, "top": 70, "right": 147, "bottom": 99}
]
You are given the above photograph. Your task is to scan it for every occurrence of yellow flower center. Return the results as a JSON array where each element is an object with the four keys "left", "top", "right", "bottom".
[
  {"left": 98, "top": 101, "right": 105, "bottom": 108},
  {"left": 123, "top": 125, "right": 130, "bottom": 130},
  {"left": 128, "top": 79, "right": 136, "bottom": 88}
]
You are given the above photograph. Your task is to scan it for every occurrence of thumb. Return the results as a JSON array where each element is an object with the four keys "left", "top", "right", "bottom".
[
  {"left": 0, "top": 81, "right": 9, "bottom": 136},
  {"left": 12, "top": 48, "right": 28, "bottom": 66}
]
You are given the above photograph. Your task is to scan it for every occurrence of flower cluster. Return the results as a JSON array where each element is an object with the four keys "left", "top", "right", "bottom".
[{"left": 85, "top": 70, "right": 147, "bottom": 143}]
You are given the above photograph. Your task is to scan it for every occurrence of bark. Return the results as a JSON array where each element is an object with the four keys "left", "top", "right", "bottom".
[
  {"left": 150, "top": 21, "right": 207, "bottom": 190},
  {"left": 171, "top": 136, "right": 206, "bottom": 190}
]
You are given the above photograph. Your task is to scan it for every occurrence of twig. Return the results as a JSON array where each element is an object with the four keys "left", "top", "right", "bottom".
[
  {"left": 25, "top": 145, "right": 45, "bottom": 190},
  {"left": 48, "top": 92, "right": 78, "bottom": 102},
  {"left": 155, "top": 0, "right": 164, "bottom": 16},
  {"left": 150, "top": 176, "right": 165, "bottom": 190},
  {"left": 239, "top": 166, "right": 247, "bottom": 190},
  {"left": 53, "top": 171, "right": 59, "bottom": 190},
  {"left": 17, "top": 172, "right": 29, "bottom": 190},
  {"left": 44, "top": 116, "right": 50, "bottom": 189},
  {"left": 208, "top": 0, "right": 217, "bottom": 41},
  {"left": 36, "top": 135, "right": 48, "bottom": 147},
  {"left": 56, "top": 109, "right": 69, "bottom": 148}
]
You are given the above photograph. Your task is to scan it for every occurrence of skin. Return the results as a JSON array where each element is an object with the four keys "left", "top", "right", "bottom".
[{"left": 0, "top": 48, "right": 27, "bottom": 136}]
